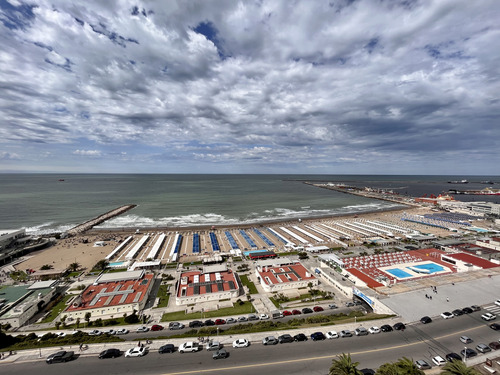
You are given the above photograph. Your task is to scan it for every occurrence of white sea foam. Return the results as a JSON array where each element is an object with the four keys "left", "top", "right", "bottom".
[{"left": 25, "top": 222, "right": 74, "bottom": 235}]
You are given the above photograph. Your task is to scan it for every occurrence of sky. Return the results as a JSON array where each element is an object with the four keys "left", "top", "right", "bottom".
[{"left": 0, "top": 0, "right": 499, "bottom": 175}]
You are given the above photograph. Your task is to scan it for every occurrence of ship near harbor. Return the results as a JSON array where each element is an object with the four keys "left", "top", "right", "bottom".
[{"left": 448, "top": 187, "right": 500, "bottom": 195}]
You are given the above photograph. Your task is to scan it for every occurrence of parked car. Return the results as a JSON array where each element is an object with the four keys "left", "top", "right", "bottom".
[
  {"left": 294, "top": 333, "right": 308, "bottom": 342},
  {"left": 346, "top": 302, "right": 355, "bottom": 307},
  {"left": 46, "top": 351, "right": 74, "bottom": 364},
  {"left": 432, "top": 355, "right": 446, "bottom": 366},
  {"left": 169, "top": 322, "right": 185, "bottom": 330},
  {"left": 380, "top": 325, "right": 393, "bottom": 332},
  {"left": 311, "top": 332, "right": 326, "bottom": 341},
  {"left": 481, "top": 313, "right": 496, "bottom": 321},
  {"left": 214, "top": 319, "right": 226, "bottom": 325},
  {"left": 420, "top": 316, "right": 432, "bottom": 324},
  {"left": 125, "top": 347, "right": 147, "bottom": 357},
  {"left": 489, "top": 341, "right": 500, "bottom": 350},
  {"left": 278, "top": 334, "right": 294, "bottom": 343},
  {"left": 452, "top": 309, "right": 464, "bottom": 316},
  {"left": 226, "top": 318, "right": 237, "bottom": 324},
  {"left": 368, "top": 327, "right": 380, "bottom": 334},
  {"left": 313, "top": 306, "right": 324, "bottom": 312},
  {"left": 283, "top": 310, "right": 292, "bottom": 316},
  {"left": 158, "top": 344, "right": 175, "bottom": 354},
  {"left": 98, "top": 348, "right": 121, "bottom": 359},
  {"left": 460, "top": 348, "right": 477, "bottom": 358},
  {"left": 206, "top": 340, "right": 221, "bottom": 351},
  {"left": 476, "top": 343, "right": 491, "bottom": 353},
  {"left": 102, "top": 329, "right": 116, "bottom": 335},
  {"left": 495, "top": 299, "right": 500, "bottom": 307},
  {"left": 393, "top": 322, "right": 406, "bottom": 331},
  {"left": 302, "top": 308, "right": 313, "bottom": 314},
  {"left": 340, "top": 330, "right": 353, "bottom": 337},
  {"left": 136, "top": 326, "right": 149, "bottom": 332},
  {"left": 116, "top": 328, "right": 129, "bottom": 335},
  {"left": 292, "top": 309, "right": 301, "bottom": 315},
  {"left": 189, "top": 320, "right": 204, "bottom": 328},
  {"left": 232, "top": 338, "right": 250, "bottom": 348},
  {"left": 88, "top": 329, "right": 101, "bottom": 336},
  {"left": 237, "top": 316, "right": 248, "bottom": 322},
  {"left": 326, "top": 331, "right": 339, "bottom": 339},
  {"left": 354, "top": 300, "right": 362, "bottom": 305},
  {"left": 355, "top": 327, "right": 369, "bottom": 336},
  {"left": 471, "top": 305, "right": 481, "bottom": 311},
  {"left": 445, "top": 352, "right": 462, "bottom": 362},
  {"left": 262, "top": 336, "right": 279, "bottom": 345},
  {"left": 490, "top": 323, "right": 500, "bottom": 330},
  {"left": 259, "top": 314, "right": 269, "bottom": 320},
  {"left": 151, "top": 324, "right": 164, "bottom": 331},
  {"left": 460, "top": 335, "right": 473, "bottom": 344},
  {"left": 212, "top": 348, "right": 229, "bottom": 360},
  {"left": 248, "top": 314, "right": 259, "bottom": 321},
  {"left": 462, "top": 307, "right": 473, "bottom": 314},
  {"left": 415, "top": 360, "right": 431, "bottom": 370},
  {"left": 441, "top": 312, "right": 454, "bottom": 319},
  {"left": 204, "top": 319, "right": 215, "bottom": 326},
  {"left": 178, "top": 342, "right": 200, "bottom": 353},
  {"left": 328, "top": 304, "right": 338, "bottom": 309}
]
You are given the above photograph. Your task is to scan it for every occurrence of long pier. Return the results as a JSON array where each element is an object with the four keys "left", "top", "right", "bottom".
[{"left": 66, "top": 204, "right": 136, "bottom": 236}]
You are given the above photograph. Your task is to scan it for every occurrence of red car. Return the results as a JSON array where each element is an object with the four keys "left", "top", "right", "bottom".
[
  {"left": 292, "top": 309, "right": 301, "bottom": 315},
  {"left": 150, "top": 324, "right": 164, "bottom": 331},
  {"left": 282, "top": 310, "right": 292, "bottom": 316},
  {"left": 313, "top": 306, "right": 324, "bottom": 312},
  {"left": 215, "top": 319, "right": 226, "bottom": 325}
]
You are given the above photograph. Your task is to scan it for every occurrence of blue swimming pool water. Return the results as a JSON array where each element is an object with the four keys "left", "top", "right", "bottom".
[
  {"left": 385, "top": 268, "right": 413, "bottom": 278},
  {"left": 243, "top": 249, "right": 269, "bottom": 256},
  {"left": 469, "top": 227, "right": 488, "bottom": 233},
  {"left": 109, "top": 261, "right": 125, "bottom": 267},
  {"left": 411, "top": 263, "right": 444, "bottom": 273}
]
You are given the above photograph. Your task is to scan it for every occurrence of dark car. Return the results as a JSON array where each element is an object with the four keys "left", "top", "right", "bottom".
[
  {"left": 452, "top": 309, "right": 464, "bottom": 316},
  {"left": 294, "top": 333, "right": 308, "bottom": 342},
  {"left": 158, "top": 344, "right": 175, "bottom": 354},
  {"left": 215, "top": 319, "right": 226, "bottom": 325},
  {"left": 380, "top": 325, "right": 393, "bottom": 332},
  {"left": 278, "top": 334, "right": 294, "bottom": 343},
  {"left": 446, "top": 352, "right": 462, "bottom": 362},
  {"left": 490, "top": 323, "right": 500, "bottom": 330},
  {"left": 489, "top": 341, "right": 500, "bottom": 350},
  {"left": 151, "top": 324, "right": 164, "bottom": 331},
  {"left": 98, "top": 348, "right": 121, "bottom": 359},
  {"left": 189, "top": 320, "right": 204, "bottom": 328},
  {"left": 204, "top": 319, "right": 215, "bottom": 326},
  {"left": 462, "top": 307, "right": 473, "bottom": 314},
  {"left": 46, "top": 350, "right": 74, "bottom": 364},
  {"left": 313, "top": 306, "right": 324, "bottom": 312},
  {"left": 302, "top": 308, "right": 313, "bottom": 314},
  {"left": 212, "top": 348, "right": 229, "bottom": 360},
  {"left": 420, "top": 316, "right": 432, "bottom": 324},
  {"left": 393, "top": 322, "right": 406, "bottom": 331},
  {"left": 292, "top": 309, "right": 301, "bottom": 315},
  {"left": 460, "top": 348, "right": 477, "bottom": 358},
  {"left": 346, "top": 302, "right": 355, "bottom": 307},
  {"left": 248, "top": 314, "right": 260, "bottom": 321},
  {"left": 311, "top": 332, "right": 326, "bottom": 341}
]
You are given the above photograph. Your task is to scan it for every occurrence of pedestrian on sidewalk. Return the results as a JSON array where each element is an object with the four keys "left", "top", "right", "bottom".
[{"left": 446, "top": 297, "right": 449, "bottom": 302}]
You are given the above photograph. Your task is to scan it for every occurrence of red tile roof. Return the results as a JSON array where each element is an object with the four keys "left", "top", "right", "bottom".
[
  {"left": 177, "top": 270, "right": 238, "bottom": 297},
  {"left": 346, "top": 268, "right": 384, "bottom": 288},
  {"left": 444, "top": 252, "right": 500, "bottom": 269},
  {"left": 257, "top": 262, "right": 316, "bottom": 286}
]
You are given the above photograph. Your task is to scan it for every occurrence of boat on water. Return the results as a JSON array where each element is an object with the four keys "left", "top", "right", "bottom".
[
  {"left": 447, "top": 179, "right": 468, "bottom": 184},
  {"left": 448, "top": 187, "right": 500, "bottom": 195}
]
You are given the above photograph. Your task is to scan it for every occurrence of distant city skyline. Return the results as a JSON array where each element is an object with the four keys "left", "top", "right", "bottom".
[{"left": 1, "top": 0, "right": 499, "bottom": 174}]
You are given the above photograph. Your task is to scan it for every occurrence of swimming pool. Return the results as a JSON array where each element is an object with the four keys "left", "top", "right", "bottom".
[
  {"left": 410, "top": 262, "right": 444, "bottom": 274},
  {"left": 468, "top": 227, "right": 489, "bottom": 233},
  {"left": 385, "top": 268, "right": 413, "bottom": 278},
  {"left": 109, "top": 261, "right": 126, "bottom": 267}
]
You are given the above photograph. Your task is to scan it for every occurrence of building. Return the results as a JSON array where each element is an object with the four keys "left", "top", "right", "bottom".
[
  {"left": 0, "top": 229, "right": 26, "bottom": 250},
  {"left": 0, "top": 280, "right": 59, "bottom": 328},
  {"left": 440, "top": 252, "right": 500, "bottom": 272},
  {"left": 175, "top": 265, "right": 241, "bottom": 306},
  {"left": 255, "top": 258, "right": 318, "bottom": 292},
  {"left": 64, "top": 270, "right": 154, "bottom": 321}
]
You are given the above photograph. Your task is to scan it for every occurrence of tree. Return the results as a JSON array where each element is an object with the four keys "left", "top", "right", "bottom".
[
  {"left": 75, "top": 318, "right": 80, "bottom": 328},
  {"left": 68, "top": 262, "right": 81, "bottom": 272},
  {"left": 440, "top": 360, "right": 481, "bottom": 375},
  {"left": 329, "top": 353, "right": 363, "bottom": 375},
  {"left": 40, "top": 264, "right": 53, "bottom": 270},
  {"left": 94, "top": 259, "right": 109, "bottom": 271},
  {"left": 84, "top": 312, "right": 91, "bottom": 325},
  {"left": 375, "top": 357, "right": 424, "bottom": 375}
]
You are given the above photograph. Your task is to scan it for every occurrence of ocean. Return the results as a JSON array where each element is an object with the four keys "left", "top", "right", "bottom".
[{"left": 0, "top": 174, "right": 498, "bottom": 234}]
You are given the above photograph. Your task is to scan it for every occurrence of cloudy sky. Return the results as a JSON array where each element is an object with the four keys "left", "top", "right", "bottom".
[{"left": 1, "top": 0, "right": 499, "bottom": 175}]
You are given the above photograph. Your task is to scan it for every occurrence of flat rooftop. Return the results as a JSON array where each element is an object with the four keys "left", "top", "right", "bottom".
[{"left": 177, "top": 270, "right": 238, "bottom": 298}]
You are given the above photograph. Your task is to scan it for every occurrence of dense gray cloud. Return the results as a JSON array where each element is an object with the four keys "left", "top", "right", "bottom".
[{"left": 0, "top": 0, "right": 499, "bottom": 174}]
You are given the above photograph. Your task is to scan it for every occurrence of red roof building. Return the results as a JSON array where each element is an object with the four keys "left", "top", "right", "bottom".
[
  {"left": 255, "top": 260, "right": 318, "bottom": 292},
  {"left": 441, "top": 252, "right": 500, "bottom": 270}
]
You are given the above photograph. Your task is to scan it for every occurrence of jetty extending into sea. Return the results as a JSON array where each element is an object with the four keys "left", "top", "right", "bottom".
[{"left": 66, "top": 205, "right": 136, "bottom": 236}]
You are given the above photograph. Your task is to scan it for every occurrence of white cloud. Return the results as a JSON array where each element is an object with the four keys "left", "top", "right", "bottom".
[{"left": 73, "top": 149, "right": 102, "bottom": 157}]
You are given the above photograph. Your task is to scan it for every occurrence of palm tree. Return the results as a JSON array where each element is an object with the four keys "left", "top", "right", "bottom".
[
  {"left": 329, "top": 353, "right": 363, "bottom": 375},
  {"left": 394, "top": 357, "right": 424, "bottom": 375},
  {"left": 440, "top": 360, "right": 481, "bottom": 375},
  {"left": 94, "top": 259, "right": 109, "bottom": 271},
  {"left": 40, "top": 264, "right": 53, "bottom": 270},
  {"left": 376, "top": 362, "right": 402, "bottom": 375},
  {"left": 68, "top": 262, "right": 81, "bottom": 272}
]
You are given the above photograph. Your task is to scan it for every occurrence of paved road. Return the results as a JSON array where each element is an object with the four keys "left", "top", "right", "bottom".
[{"left": 3, "top": 311, "right": 499, "bottom": 375}]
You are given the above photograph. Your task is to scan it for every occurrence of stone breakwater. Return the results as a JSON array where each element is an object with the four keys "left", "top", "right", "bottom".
[{"left": 66, "top": 205, "right": 136, "bottom": 236}]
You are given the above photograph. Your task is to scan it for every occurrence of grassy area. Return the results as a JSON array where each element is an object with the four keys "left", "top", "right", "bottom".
[
  {"left": 39, "top": 295, "right": 73, "bottom": 323},
  {"left": 9, "top": 270, "right": 28, "bottom": 282},
  {"left": 161, "top": 301, "right": 255, "bottom": 322},
  {"left": 239, "top": 274, "right": 258, "bottom": 294},
  {"left": 183, "top": 261, "right": 203, "bottom": 267},
  {"left": 154, "top": 284, "right": 170, "bottom": 309}
]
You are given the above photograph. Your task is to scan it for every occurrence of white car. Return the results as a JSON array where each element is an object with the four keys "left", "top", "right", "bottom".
[
  {"left": 57, "top": 332, "right": 67, "bottom": 337},
  {"left": 432, "top": 355, "right": 446, "bottom": 366},
  {"left": 178, "top": 342, "right": 200, "bottom": 353},
  {"left": 482, "top": 313, "right": 496, "bottom": 321},
  {"left": 325, "top": 331, "right": 339, "bottom": 339},
  {"left": 136, "top": 326, "right": 149, "bottom": 332},
  {"left": 88, "top": 329, "right": 101, "bottom": 335},
  {"left": 103, "top": 329, "right": 116, "bottom": 335},
  {"left": 441, "top": 312, "right": 454, "bottom": 319},
  {"left": 232, "top": 338, "right": 250, "bottom": 348},
  {"left": 368, "top": 326, "right": 380, "bottom": 334},
  {"left": 259, "top": 314, "right": 269, "bottom": 320},
  {"left": 124, "top": 347, "right": 147, "bottom": 357},
  {"left": 495, "top": 300, "right": 500, "bottom": 307},
  {"left": 116, "top": 328, "right": 129, "bottom": 335}
]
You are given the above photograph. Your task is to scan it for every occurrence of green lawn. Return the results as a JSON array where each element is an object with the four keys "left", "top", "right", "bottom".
[
  {"left": 39, "top": 295, "right": 73, "bottom": 323},
  {"left": 154, "top": 284, "right": 170, "bottom": 309},
  {"left": 161, "top": 301, "right": 255, "bottom": 322},
  {"left": 239, "top": 274, "right": 258, "bottom": 294}
]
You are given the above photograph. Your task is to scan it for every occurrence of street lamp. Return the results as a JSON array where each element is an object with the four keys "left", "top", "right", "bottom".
[
  {"left": 463, "top": 346, "right": 467, "bottom": 364},
  {"left": 217, "top": 327, "right": 219, "bottom": 338}
]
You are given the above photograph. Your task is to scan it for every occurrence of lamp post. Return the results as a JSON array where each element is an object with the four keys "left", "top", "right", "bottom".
[
  {"left": 463, "top": 346, "right": 467, "bottom": 364},
  {"left": 217, "top": 327, "right": 219, "bottom": 338}
]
